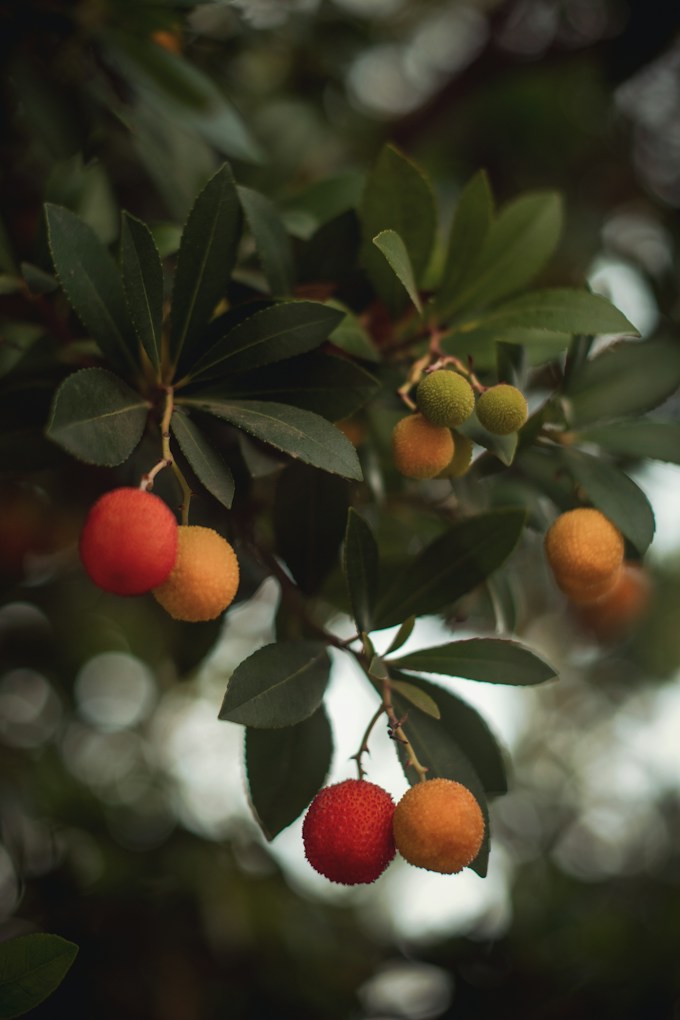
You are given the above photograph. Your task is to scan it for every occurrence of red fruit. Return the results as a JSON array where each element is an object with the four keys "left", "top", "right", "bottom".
[
  {"left": 302, "top": 779, "right": 396, "bottom": 885},
  {"left": 79, "top": 487, "right": 178, "bottom": 596}
]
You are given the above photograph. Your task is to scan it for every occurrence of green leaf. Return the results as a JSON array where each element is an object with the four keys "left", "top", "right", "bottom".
[
  {"left": 211, "top": 350, "right": 380, "bottom": 421},
  {"left": 180, "top": 397, "right": 362, "bottom": 480},
  {"left": 435, "top": 169, "right": 493, "bottom": 313},
  {"left": 238, "top": 185, "right": 294, "bottom": 296},
  {"left": 219, "top": 640, "right": 331, "bottom": 728},
  {"left": 170, "top": 408, "right": 235, "bottom": 509},
  {"left": 563, "top": 447, "right": 656, "bottom": 554},
  {"left": 372, "top": 229, "right": 423, "bottom": 313},
  {"left": 442, "top": 324, "right": 571, "bottom": 371},
  {"left": 273, "top": 462, "right": 349, "bottom": 595},
  {"left": 444, "top": 191, "right": 563, "bottom": 317},
  {"left": 21, "top": 262, "right": 58, "bottom": 296},
  {"left": 188, "top": 301, "right": 345, "bottom": 381},
  {"left": 0, "top": 323, "right": 44, "bottom": 379},
  {"left": 577, "top": 420, "right": 680, "bottom": 464},
  {"left": 469, "top": 288, "right": 638, "bottom": 336},
  {"left": 374, "top": 509, "right": 525, "bottom": 629},
  {"left": 169, "top": 163, "right": 242, "bottom": 373},
  {"left": 45, "top": 204, "right": 137, "bottom": 376},
  {"left": 327, "top": 302, "right": 380, "bottom": 362},
  {"left": 391, "top": 637, "right": 557, "bottom": 686},
  {"left": 389, "top": 678, "right": 440, "bottom": 719},
  {"left": 342, "top": 508, "right": 379, "bottom": 634},
  {"left": 245, "top": 706, "right": 333, "bottom": 840},
  {"left": 565, "top": 336, "right": 680, "bottom": 425},
  {"left": 46, "top": 368, "right": 149, "bottom": 465},
  {"left": 383, "top": 616, "right": 416, "bottom": 656},
  {"left": 0, "top": 933, "right": 78, "bottom": 1019},
  {"left": 120, "top": 212, "right": 163, "bottom": 371},
  {"left": 360, "top": 144, "right": 436, "bottom": 313}
]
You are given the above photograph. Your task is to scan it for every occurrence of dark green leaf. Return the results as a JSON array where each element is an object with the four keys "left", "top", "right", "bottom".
[
  {"left": 283, "top": 171, "right": 364, "bottom": 238},
  {"left": 245, "top": 706, "right": 333, "bottom": 840},
  {"left": 389, "top": 678, "right": 440, "bottom": 718},
  {"left": 342, "top": 509, "right": 379, "bottom": 634},
  {"left": 565, "top": 336, "right": 680, "bottom": 425},
  {"left": 327, "top": 302, "right": 380, "bottom": 362},
  {"left": 20, "top": 262, "right": 58, "bottom": 296},
  {"left": 444, "top": 192, "right": 563, "bottom": 317},
  {"left": 563, "top": 447, "right": 655, "bottom": 554},
  {"left": 0, "top": 323, "right": 44, "bottom": 378},
  {"left": 219, "top": 640, "right": 331, "bottom": 728},
  {"left": 121, "top": 211, "right": 163, "bottom": 371},
  {"left": 471, "top": 288, "right": 638, "bottom": 336},
  {"left": 372, "top": 229, "right": 423, "bottom": 313},
  {"left": 274, "top": 462, "right": 349, "bottom": 594},
  {"left": 209, "top": 350, "right": 380, "bottom": 421},
  {"left": 383, "top": 616, "right": 416, "bottom": 656},
  {"left": 180, "top": 397, "right": 362, "bottom": 480},
  {"left": 577, "top": 420, "right": 680, "bottom": 464},
  {"left": 46, "top": 368, "right": 149, "bottom": 465},
  {"left": 374, "top": 509, "right": 525, "bottom": 629},
  {"left": 391, "top": 637, "right": 557, "bottom": 686},
  {"left": 360, "top": 144, "right": 436, "bottom": 313},
  {"left": 169, "top": 164, "right": 242, "bottom": 372},
  {"left": 45, "top": 204, "right": 137, "bottom": 376},
  {"left": 170, "top": 408, "right": 235, "bottom": 509},
  {"left": 238, "top": 185, "right": 294, "bottom": 296},
  {"left": 442, "top": 324, "right": 571, "bottom": 371},
  {"left": 0, "top": 933, "right": 78, "bottom": 1019},
  {"left": 435, "top": 169, "right": 493, "bottom": 313},
  {"left": 188, "top": 301, "right": 344, "bottom": 381}
]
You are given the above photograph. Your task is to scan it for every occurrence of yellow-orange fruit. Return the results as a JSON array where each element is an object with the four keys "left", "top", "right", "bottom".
[
  {"left": 152, "top": 525, "right": 239, "bottom": 622},
  {"left": 337, "top": 417, "right": 365, "bottom": 447},
  {"left": 392, "top": 414, "right": 454, "bottom": 480},
  {"left": 545, "top": 508, "right": 624, "bottom": 602},
  {"left": 393, "top": 778, "right": 485, "bottom": 874},
  {"left": 476, "top": 383, "right": 528, "bottom": 435},
  {"left": 416, "top": 370, "right": 475, "bottom": 428},
  {"left": 80, "top": 488, "right": 178, "bottom": 596},
  {"left": 437, "top": 432, "right": 474, "bottom": 479},
  {"left": 574, "top": 563, "right": 652, "bottom": 641}
]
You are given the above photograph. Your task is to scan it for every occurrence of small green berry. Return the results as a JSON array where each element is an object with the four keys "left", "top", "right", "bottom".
[
  {"left": 416, "top": 370, "right": 475, "bottom": 428},
  {"left": 476, "top": 384, "right": 528, "bottom": 435},
  {"left": 437, "top": 432, "right": 474, "bottom": 478}
]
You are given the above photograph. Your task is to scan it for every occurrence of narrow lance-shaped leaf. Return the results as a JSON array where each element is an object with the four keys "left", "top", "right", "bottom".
[
  {"left": 188, "top": 301, "right": 345, "bottom": 381},
  {"left": 121, "top": 211, "right": 163, "bottom": 371},
  {"left": 435, "top": 169, "right": 493, "bottom": 314},
  {"left": 170, "top": 408, "right": 235, "bottom": 509},
  {"left": 238, "top": 185, "right": 294, "bottom": 296},
  {"left": 374, "top": 509, "right": 525, "bottom": 629},
  {"left": 45, "top": 204, "right": 137, "bottom": 376},
  {"left": 470, "top": 288, "right": 638, "bottom": 336},
  {"left": 180, "top": 397, "right": 362, "bottom": 480},
  {"left": 46, "top": 367, "right": 149, "bottom": 466},
  {"left": 372, "top": 229, "right": 423, "bottom": 313},
  {"left": 576, "top": 420, "right": 680, "bottom": 465},
  {"left": 390, "top": 678, "right": 440, "bottom": 719},
  {"left": 219, "top": 640, "right": 331, "bottom": 728},
  {"left": 246, "top": 706, "right": 333, "bottom": 841},
  {"left": 0, "top": 933, "right": 79, "bottom": 1019},
  {"left": 170, "top": 163, "right": 242, "bottom": 374},
  {"left": 563, "top": 447, "right": 656, "bottom": 555},
  {"left": 391, "top": 637, "right": 557, "bottom": 686},
  {"left": 342, "top": 508, "right": 379, "bottom": 634}
]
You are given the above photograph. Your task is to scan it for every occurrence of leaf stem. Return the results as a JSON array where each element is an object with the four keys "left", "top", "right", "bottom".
[{"left": 381, "top": 668, "right": 429, "bottom": 782}]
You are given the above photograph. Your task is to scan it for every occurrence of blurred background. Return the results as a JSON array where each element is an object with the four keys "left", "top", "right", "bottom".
[{"left": 1, "top": 0, "right": 680, "bottom": 1016}]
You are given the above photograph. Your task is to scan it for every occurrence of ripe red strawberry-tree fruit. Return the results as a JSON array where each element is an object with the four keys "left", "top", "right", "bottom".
[
  {"left": 302, "top": 779, "right": 396, "bottom": 885},
  {"left": 79, "top": 487, "right": 178, "bottom": 596}
]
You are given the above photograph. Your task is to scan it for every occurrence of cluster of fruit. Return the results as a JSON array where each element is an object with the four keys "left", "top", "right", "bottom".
[
  {"left": 302, "top": 777, "right": 484, "bottom": 885},
  {"left": 392, "top": 369, "right": 528, "bottom": 480},
  {"left": 79, "top": 487, "right": 239, "bottom": 622},
  {"left": 544, "top": 507, "right": 651, "bottom": 641}
]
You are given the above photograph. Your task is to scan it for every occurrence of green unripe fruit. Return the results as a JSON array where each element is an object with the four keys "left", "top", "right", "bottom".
[
  {"left": 416, "top": 370, "right": 475, "bottom": 428},
  {"left": 437, "top": 432, "right": 474, "bottom": 478},
  {"left": 476, "top": 383, "right": 528, "bottom": 435}
]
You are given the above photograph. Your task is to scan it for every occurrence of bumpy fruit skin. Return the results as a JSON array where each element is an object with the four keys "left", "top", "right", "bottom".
[
  {"left": 152, "top": 525, "right": 239, "bottom": 621},
  {"left": 416, "top": 370, "right": 475, "bottom": 428},
  {"left": 437, "top": 432, "right": 474, "bottom": 479},
  {"left": 302, "top": 779, "right": 396, "bottom": 885},
  {"left": 79, "top": 487, "right": 178, "bottom": 596},
  {"left": 574, "top": 562, "right": 652, "bottom": 641},
  {"left": 545, "top": 508, "right": 624, "bottom": 604},
  {"left": 393, "top": 778, "right": 485, "bottom": 874},
  {"left": 476, "top": 383, "right": 528, "bottom": 435},
  {"left": 392, "top": 414, "right": 455, "bottom": 480}
]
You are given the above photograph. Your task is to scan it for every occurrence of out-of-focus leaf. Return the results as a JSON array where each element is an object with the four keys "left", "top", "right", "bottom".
[
  {"left": 238, "top": 185, "right": 294, "bottom": 296},
  {"left": 274, "top": 462, "right": 349, "bottom": 594},
  {"left": 282, "top": 171, "right": 364, "bottom": 239},
  {"left": 0, "top": 323, "right": 44, "bottom": 378},
  {"left": 180, "top": 397, "right": 362, "bottom": 480},
  {"left": 342, "top": 509, "right": 379, "bottom": 634},
  {"left": 170, "top": 408, "right": 235, "bottom": 509},
  {"left": 577, "top": 420, "right": 680, "bottom": 464},
  {"left": 372, "top": 229, "right": 423, "bottom": 313},
  {"left": 20, "top": 263, "right": 58, "bottom": 296},
  {"left": 328, "top": 302, "right": 380, "bottom": 362},
  {"left": 435, "top": 169, "right": 493, "bottom": 314},
  {"left": 219, "top": 640, "right": 331, "bottom": 728},
  {"left": 383, "top": 616, "right": 416, "bottom": 656},
  {"left": 0, "top": 933, "right": 78, "bottom": 1019},
  {"left": 46, "top": 368, "right": 149, "bottom": 465},
  {"left": 121, "top": 212, "right": 163, "bottom": 371},
  {"left": 391, "top": 637, "right": 557, "bottom": 686},
  {"left": 246, "top": 707, "right": 333, "bottom": 840}
]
